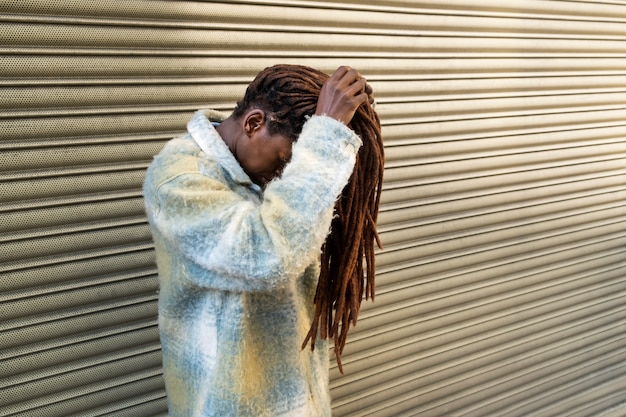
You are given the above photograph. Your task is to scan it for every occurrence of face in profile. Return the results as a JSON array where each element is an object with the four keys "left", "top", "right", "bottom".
[{"left": 237, "top": 123, "right": 293, "bottom": 187}]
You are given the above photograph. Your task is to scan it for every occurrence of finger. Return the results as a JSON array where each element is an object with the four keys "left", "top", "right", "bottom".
[
  {"left": 337, "top": 68, "right": 362, "bottom": 88},
  {"left": 346, "top": 77, "right": 367, "bottom": 97},
  {"left": 330, "top": 65, "right": 353, "bottom": 82},
  {"left": 354, "top": 90, "right": 370, "bottom": 107}
]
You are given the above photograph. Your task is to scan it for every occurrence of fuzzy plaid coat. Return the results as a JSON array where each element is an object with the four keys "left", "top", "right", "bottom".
[{"left": 143, "top": 110, "right": 361, "bottom": 417}]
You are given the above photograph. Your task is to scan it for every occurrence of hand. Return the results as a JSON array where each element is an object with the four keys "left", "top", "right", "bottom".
[{"left": 315, "top": 66, "right": 374, "bottom": 125}]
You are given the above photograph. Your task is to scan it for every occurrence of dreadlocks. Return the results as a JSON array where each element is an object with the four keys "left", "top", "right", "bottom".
[{"left": 235, "top": 64, "right": 384, "bottom": 373}]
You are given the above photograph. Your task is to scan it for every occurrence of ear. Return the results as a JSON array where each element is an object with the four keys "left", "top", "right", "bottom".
[{"left": 243, "top": 109, "right": 266, "bottom": 138}]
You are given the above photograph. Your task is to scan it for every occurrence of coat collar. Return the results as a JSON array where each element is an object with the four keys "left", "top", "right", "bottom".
[{"left": 187, "top": 109, "right": 262, "bottom": 194}]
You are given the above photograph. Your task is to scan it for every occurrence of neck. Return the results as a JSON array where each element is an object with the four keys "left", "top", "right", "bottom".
[{"left": 215, "top": 116, "right": 239, "bottom": 156}]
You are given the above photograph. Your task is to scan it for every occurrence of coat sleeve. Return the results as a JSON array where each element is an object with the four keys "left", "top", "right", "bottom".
[{"left": 143, "top": 115, "right": 362, "bottom": 292}]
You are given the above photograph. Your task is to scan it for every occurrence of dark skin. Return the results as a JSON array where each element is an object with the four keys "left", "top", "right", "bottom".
[{"left": 217, "top": 66, "right": 374, "bottom": 186}]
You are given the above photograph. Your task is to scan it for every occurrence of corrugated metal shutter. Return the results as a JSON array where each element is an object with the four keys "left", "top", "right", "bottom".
[
  {"left": 1, "top": 1, "right": 625, "bottom": 416},
  {"left": 328, "top": 1, "right": 626, "bottom": 416}
]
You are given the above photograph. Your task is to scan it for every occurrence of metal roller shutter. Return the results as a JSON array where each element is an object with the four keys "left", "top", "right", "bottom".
[{"left": 1, "top": 1, "right": 625, "bottom": 416}]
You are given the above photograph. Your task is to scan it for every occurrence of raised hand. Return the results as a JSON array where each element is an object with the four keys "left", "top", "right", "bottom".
[{"left": 315, "top": 66, "right": 374, "bottom": 125}]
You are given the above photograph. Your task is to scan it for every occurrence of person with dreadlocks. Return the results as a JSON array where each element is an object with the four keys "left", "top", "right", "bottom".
[{"left": 143, "top": 64, "right": 383, "bottom": 417}]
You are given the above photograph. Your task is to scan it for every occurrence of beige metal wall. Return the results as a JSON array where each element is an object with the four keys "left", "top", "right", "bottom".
[{"left": 1, "top": 1, "right": 626, "bottom": 416}]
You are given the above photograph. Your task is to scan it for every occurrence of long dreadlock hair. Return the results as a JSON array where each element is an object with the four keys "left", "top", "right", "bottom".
[{"left": 234, "top": 64, "right": 384, "bottom": 373}]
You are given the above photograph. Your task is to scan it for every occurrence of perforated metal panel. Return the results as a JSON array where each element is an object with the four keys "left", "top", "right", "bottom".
[{"left": 1, "top": 1, "right": 626, "bottom": 416}]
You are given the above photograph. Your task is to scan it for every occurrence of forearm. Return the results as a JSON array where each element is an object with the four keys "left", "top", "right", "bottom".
[{"left": 145, "top": 115, "right": 361, "bottom": 291}]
